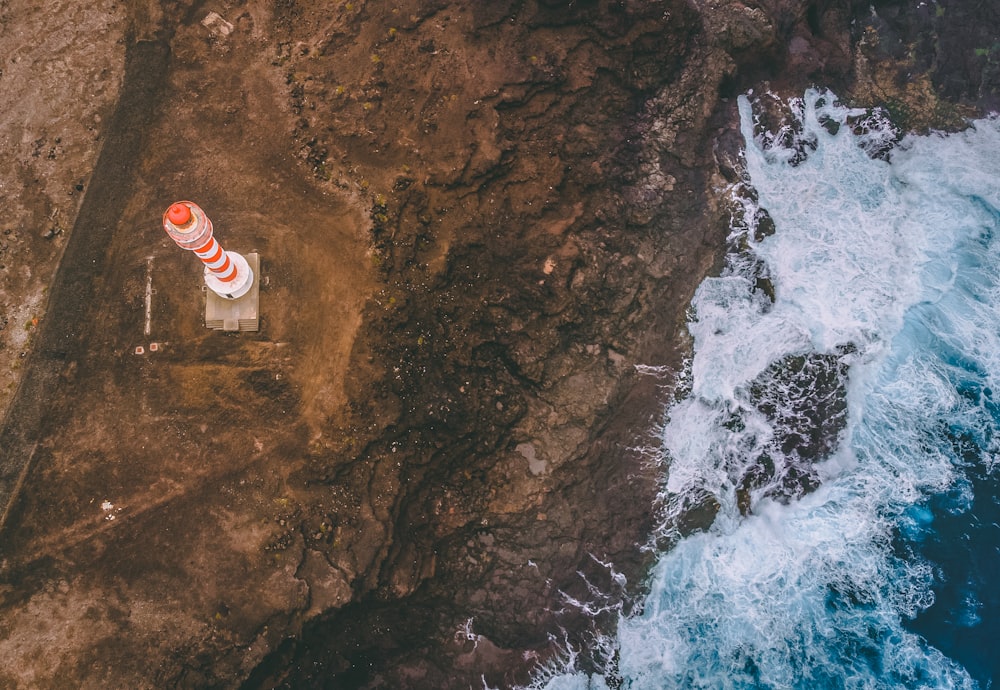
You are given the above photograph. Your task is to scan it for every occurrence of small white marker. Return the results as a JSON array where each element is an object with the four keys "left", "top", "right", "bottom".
[{"left": 144, "top": 256, "right": 153, "bottom": 337}]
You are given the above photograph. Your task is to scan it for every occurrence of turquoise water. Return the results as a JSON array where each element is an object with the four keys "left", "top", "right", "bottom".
[{"left": 536, "top": 91, "right": 1000, "bottom": 689}]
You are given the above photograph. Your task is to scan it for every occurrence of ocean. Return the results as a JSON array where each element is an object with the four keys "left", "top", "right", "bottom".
[{"left": 534, "top": 90, "right": 1000, "bottom": 689}]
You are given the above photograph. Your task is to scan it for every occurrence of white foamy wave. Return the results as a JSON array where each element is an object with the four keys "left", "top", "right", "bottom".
[{"left": 537, "top": 91, "right": 1000, "bottom": 688}]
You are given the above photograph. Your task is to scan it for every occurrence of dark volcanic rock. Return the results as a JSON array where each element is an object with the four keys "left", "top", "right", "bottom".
[
  {"left": 735, "top": 348, "right": 852, "bottom": 516},
  {"left": 846, "top": 0, "right": 1000, "bottom": 130},
  {"left": 750, "top": 350, "right": 851, "bottom": 461},
  {"left": 247, "top": 0, "right": 746, "bottom": 686}
]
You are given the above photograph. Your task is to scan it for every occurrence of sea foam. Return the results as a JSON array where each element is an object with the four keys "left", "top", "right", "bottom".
[{"left": 535, "top": 90, "right": 1000, "bottom": 689}]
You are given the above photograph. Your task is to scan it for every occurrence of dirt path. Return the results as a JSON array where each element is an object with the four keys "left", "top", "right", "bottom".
[{"left": 0, "top": 38, "right": 168, "bottom": 530}]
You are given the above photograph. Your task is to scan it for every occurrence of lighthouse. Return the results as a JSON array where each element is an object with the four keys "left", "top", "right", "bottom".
[
  {"left": 162, "top": 201, "right": 260, "bottom": 331},
  {"left": 162, "top": 201, "right": 254, "bottom": 299}
]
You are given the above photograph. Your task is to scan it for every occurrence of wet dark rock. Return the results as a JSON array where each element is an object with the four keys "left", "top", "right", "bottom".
[
  {"left": 746, "top": 90, "right": 816, "bottom": 165},
  {"left": 750, "top": 350, "right": 851, "bottom": 460},
  {"left": 736, "top": 347, "right": 852, "bottom": 515},
  {"left": 868, "top": 0, "right": 1000, "bottom": 108},
  {"left": 669, "top": 488, "right": 722, "bottom": 542},
  {"left": 847, "top": 0, "right": 1000, "bottom": 130}
]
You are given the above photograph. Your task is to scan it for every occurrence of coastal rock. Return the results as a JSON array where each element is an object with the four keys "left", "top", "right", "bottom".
[{"left": 247, "top": 0, "right": 753, "bottom": 685}]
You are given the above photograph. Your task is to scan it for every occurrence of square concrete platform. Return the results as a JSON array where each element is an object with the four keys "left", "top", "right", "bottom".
[{"left": 205, "top": 252, "right": 260, "bottom": 332}]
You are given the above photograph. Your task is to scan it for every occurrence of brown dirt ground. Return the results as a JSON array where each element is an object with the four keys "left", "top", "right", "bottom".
[
  {"left": 0, "top": 1, "right": 726, "bottom": 685},
  {"left": 0, "top": 2, "right": 376, "bottom": 686}
]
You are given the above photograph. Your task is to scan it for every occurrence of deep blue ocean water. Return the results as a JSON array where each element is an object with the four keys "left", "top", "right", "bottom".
[{"left": 534, "top": 91, "right": 1000, "bottom": 689}]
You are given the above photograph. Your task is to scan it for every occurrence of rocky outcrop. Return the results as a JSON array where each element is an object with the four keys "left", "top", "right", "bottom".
[
  {"left": 201, "top": 1, "right": 1000, "bottom": 686},
  {"left": 850, "top": 0, "right": 1000, "bottom": 130},
  {"left": 239, "top": 1, "right": 773, "bottom": 686}
]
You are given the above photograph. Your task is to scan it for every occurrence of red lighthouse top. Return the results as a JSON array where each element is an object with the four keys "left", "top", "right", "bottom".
[
  {"left": 167, "top": 203, "right": 192, "bottom": 226},
  {"left": 163, "top": 200, "right": 214, "bottom": 250}
]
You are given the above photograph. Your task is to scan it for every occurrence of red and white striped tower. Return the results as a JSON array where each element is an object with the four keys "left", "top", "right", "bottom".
[{"left": 162, "top": 201, "right": 254, "bottom": 300}]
